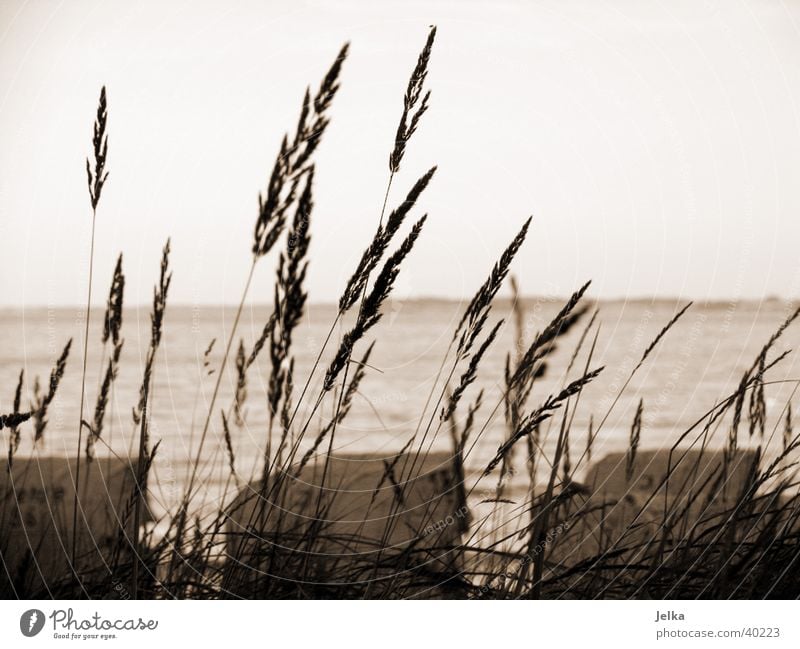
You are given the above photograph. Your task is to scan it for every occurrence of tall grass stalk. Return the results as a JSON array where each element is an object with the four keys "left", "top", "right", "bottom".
[
  {"left": 132, "top": 239, "right": 172, "bottom": 598},
  {"left": 73, "top": 86, "right": 109, "bottom": 570},
  {"left": 184, "top": 45, "right": 348, "bottom": 503},
  {"left": 300, "top": 26, "right": 438, "bottom": 477}
]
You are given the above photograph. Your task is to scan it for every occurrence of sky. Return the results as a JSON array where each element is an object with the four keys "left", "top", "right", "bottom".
[{"left": 2, "top": 0, "right": 800, "bottom": 307}]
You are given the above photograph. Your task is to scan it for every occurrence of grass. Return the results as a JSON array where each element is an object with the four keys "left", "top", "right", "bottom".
[
  {"left": 74, "top": 85, "right": 109, "bottom": 568},
  {"left": 2, "top": 26, "right": 800, "bottom": 600}
]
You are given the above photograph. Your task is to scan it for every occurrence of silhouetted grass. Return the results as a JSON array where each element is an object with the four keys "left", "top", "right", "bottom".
[{"left": 2, "top": 26, "right": 800, "bottom": 601}]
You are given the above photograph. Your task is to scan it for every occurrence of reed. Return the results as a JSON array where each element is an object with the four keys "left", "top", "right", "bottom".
[
  {"left": 298, "top": 342, "right": 374, "bottom": 473},
  {"left": 4, "top": 371, "right": 27, "bottom": 470},
  {"left": 186, "top": 43, "right": 349, "bottom": 503},
  {"left": 215, "top": 33, "right": 439, "bottom": 588},
  {"left": 625, "top": 398, "right": 643, "bottom": 484},
  {"left": 73, "top": 86, "right": 109, "bottom": 567},
  {"left": 784, "top": 403, "right": 792, "bottom": 452},
  {"left": 31, "top": 339, "right": 72, "bottom": 446},
  {"left": 304, "top": 215, "right": 427, "bottom": 493},
  {"left": 303, "top": 26, "right": 439, "bottom": 491},
  {"left": 325, "top": 217, "right": 427, "bottom": 393},
  {"left": 441, "top": 320, "right": 504, "bottom": 424},
  {"left": 132, "top": 239, "right": 172, "bottom": 598},
  {"left": 267, "top": 167, "right": 314, "bottom": 444},
  {"left": 338, "top": 167, "right": 436, "bottom": 315},
  {"left": 485, "top": 367, "right": 604, "bottom": 476},
  {"left": 390, "top": 26, "right": 436, "bottom": 173},
  {"left": 221, "top": 411, "right": 236, "bottom": 477},
  {"left": 85, "top": 253, "right": 125, "bottom": 462},
  {"left": 390, "top": 217, "right": 534, "bottom": 539},
  {"left": 455, "top": 218, "right": 531, "bottom": 355}
]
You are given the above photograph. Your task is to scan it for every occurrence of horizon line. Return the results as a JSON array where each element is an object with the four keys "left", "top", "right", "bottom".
[{"left": 1, "top": 294, "right": 795, "bottom": 311}]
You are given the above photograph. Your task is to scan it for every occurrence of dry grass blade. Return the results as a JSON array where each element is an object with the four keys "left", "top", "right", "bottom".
[
  {"left": 132, "top": 239, "right": 172, "bottom": 598},
  {"left": 86, "top": 86, "right": 109, "bottom": 210},
  {"left": 339, "top": 167, "right": 436, "bottom": 313},
  {"left": 257, "top": 169, "right": 316, "bottom": 471},
  {"left": 102, "top": 253, "right": 125, "bottom": 346},
  {"left": 253, "top": 45, "right": 348, "bottom": 258},
  {"left": 221, "top": 411, "right": 236, "bottom": 476},
  {"left": 562, "top": 416, "right": 572, "bottom": 482},
  {"left": 338, "top": 342, "right": 374, "bottom": 421},
  {"left": 132, "top": 240, "right": 172, "bottom": 441},
  {"left": 748, "top": 355, "right": 767, "bottom": 438},
  {"left": 234, "top": 340, "right": 247, "bottom": 427},
  {"left": 510, "top": 276, "right": 524, "bottom": 358},
  {"left": 31, "top": 339, "right": 72, "bottom": 444},
  {"left": 451, "top": 389, "right": 484, "bottom": 516},
  {"left": 1, "top": 411, "right": 30, "bottom": 432},
  {"left": 324, "top": 216, "right": 427, "bottom": 392},
  {"left": 85, "top": 342, "right": 122, "bottom": 462},
  {"left": 390, "top": 26, "right": 436, "bottom": 173},
  {"left": 190, "top": 47, "right": 348, "bottom": 510},
  {"left": 297, "top": 343, "right": 375, "bottom": 473},
  {"left": 268, "top": 169, "right": 315, "bottom": 424},
  {"left": 455, "top": 217, "right": 532, "bottom": 354},
  {"left": 278, "top": 357, "right": 296, "bottom": 461},
  {"left": 748, "top": 305, "right": 800, "bottom": 375},
  {"left": 4, "top": 370, "right": 26, "bottom": 468},
  {"left": 784, "top": 403, "right": 793, "bottom": 453},
  {"left": 440, "top": 320, "right": 503, "bottom": 423},
  {"left": 626, "top": 398, "right": 644, "bottom": 483},
  {"left": 725, "top": 371, "right": 749, "bottom": 466},
  {"left": 635, "top": 300, "right": 692, "bottom": 372},
  {"left": 565, "top": 309, "right": 599, "bottom": 377},
  {"left": 500, "top": 276, "right": 527, "bottom": 490},
  {"left": 203, "top": 338, "right": 216, "bottom": 366},
  {"left": 87, "top": 254, "right": 126, "bottom": 461},
  {"left": 510, "top": 281, "right": 592, "bottom": 389},
  {"left": 485, "top": 366, "right": 604, "bottom": 475},
  {"left": 246, "top": 315, "right": 276, "bottom": 369},
  {"left": 293, "top": 43, "right": 350, "bottom": 169},
  {"left": 75, "top": 85, "right": 110, "bottom": 567},
  {"left": 461, "top": 389, "right": 484, "bottom": 452}
]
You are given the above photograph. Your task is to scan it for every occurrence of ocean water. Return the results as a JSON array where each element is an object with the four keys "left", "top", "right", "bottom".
[{"left": 1, "top": 298, "right": 798, "bottom": 513}]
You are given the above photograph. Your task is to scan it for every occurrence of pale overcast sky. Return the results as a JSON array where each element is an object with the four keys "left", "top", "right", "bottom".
[{"left": 2, "top": 0, "right": 800, "bottom": 307}]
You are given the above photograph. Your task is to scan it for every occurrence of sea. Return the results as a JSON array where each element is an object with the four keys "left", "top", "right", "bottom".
[{"left": 2, "top": 298, "right": 799, "bottom": 515}]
